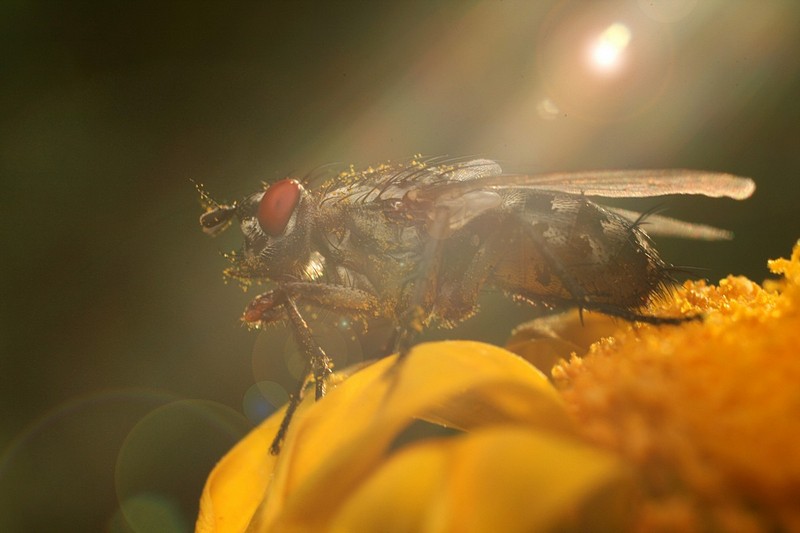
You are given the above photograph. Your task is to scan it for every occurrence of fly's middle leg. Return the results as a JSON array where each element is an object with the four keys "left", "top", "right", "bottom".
[
  {"left": 392, "top": 205, "right": 451, "bottom": 359},
  {"left": 435, "top": 222, "right": 513, "bottom": 326}
]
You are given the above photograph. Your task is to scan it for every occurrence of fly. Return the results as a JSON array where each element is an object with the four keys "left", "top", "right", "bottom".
[{"left": 198, "top": 157, "right": 755, "bottom": 453}]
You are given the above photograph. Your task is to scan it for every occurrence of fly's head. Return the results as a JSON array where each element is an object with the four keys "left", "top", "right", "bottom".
[{"left": 199, "top": 178, "right": 315, "bottom": 283}]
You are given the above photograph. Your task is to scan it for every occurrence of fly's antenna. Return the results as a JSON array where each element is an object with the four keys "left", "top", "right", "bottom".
[
  {"left": 192, "top": 179, "right": 238, "bottom": 236},
  {"left": 191, "top": 179, "right": 223, "bottom": 209}
]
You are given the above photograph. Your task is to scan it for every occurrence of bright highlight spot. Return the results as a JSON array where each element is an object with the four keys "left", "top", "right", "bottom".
[{"left": 589, "top": 23, "right": 631, "bottom": 72}]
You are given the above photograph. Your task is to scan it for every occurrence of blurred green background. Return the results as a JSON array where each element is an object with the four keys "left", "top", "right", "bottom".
[{"left": 2, "top": 1, "right": 798, "bottom": 531}]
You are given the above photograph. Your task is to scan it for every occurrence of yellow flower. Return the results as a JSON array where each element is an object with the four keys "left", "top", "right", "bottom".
[
  {"left": 554, "top": 241, "right": 800, "bottom": 532},
  {"left": 197, "top": 241, "right": 800, "bottom": 533}
]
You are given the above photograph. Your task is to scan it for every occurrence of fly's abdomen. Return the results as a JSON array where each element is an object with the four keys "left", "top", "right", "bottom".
[{"left": 492, "top": 195, "right": 671, "bottom": 311}]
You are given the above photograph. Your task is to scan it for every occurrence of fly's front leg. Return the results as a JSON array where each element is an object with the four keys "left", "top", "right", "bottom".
[
  {"left": 245, "top": 288, "right": 326, "bottom": 454},
  {"left": 244, "top": 282, "right": 380, "bottom": 454},
  {"left": 270, "top": 313, "right": 313, "bottom": 455},
  {"left": 245, "top": 282, "right": 381, "bottom": 337},
  {"left": 283, "top": 296, "right": 332, "bottom": 400}
]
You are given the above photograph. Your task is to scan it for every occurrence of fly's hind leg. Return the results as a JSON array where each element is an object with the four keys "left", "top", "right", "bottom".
[{"left": 523, "top": 223, "right": 695, "bottom": 325}]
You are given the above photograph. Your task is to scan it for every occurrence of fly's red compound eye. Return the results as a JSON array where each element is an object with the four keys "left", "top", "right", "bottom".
[{"left": 257, "top": 179, "right": 302, "bottom": 236}]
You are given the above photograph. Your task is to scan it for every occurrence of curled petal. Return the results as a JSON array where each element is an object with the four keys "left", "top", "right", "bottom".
[{"left": 199, "top": 341, "right": 590, "bottom": 532}]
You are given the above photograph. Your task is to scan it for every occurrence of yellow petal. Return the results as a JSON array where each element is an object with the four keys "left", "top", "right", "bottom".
[
  {"left": 331, "top": 426, "right": 630, "bottom": 533},
  {"left": 199, "top": 341, "right": 572, "bottom": 532},
  {"left": 264, "top": 341, "right": 570, "bottom": 531},
  {"left": 507, "top": 310, "right": 619, "bottom": 371},
  {"left": 330, "top": 436, "right": 451, "bottom": 533},
  {"left": 196, "top": 405, "right": 283, "bottom": 533}
]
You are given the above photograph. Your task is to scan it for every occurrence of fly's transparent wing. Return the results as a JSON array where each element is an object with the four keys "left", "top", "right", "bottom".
[
  {"left": 416, "top": 169, "right": 755, "bottom": 201},
  {"left": 512, "top": 169, "right": 755, "bottom": 199},
  {"left": 607, "top": 207, "right": 734, "bottom": 241}
]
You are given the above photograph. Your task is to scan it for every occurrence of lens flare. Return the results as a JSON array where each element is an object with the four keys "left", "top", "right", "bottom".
[
  {"left": 589, "top": 23, "right": 631, "bottom": 72},
  {"left": 536, "top": 98, "right": 561, "bottom": 120}
]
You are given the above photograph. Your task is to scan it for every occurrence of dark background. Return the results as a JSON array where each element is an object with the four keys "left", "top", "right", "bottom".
[{"left": 2, "top": 1, "right": 798, "bottom": 531}]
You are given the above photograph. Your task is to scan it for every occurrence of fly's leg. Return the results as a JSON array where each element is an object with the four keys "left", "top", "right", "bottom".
[
  {"left": 435, "top": 221, "right": 515, "bottom": 325},
  {"left": 282, "top": 296, "right": 331, "bottom": 400},
  {"left": 244, "top": 282, "right": 381, "bottom": 454},
  {"left": 245, "top": 282, "right": 381, "bottom": 323},
  {"left": 248, "top": 290, "right": 329, "bottom": 455},
  {"left": 578, "top": 301, "right": 699, "bottom": 324},
  {"left": 389, "top": 211, "right": 515, "bottom": 352},
  {"left": 393, "top": 205, "right": 451, "bottom": 359},
  {"left": 270, "top": 297, "right": 321, "bottom": 454}
]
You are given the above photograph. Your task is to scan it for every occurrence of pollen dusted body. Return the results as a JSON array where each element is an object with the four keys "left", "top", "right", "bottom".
[{"left": 199, "top": 157, "right": 754, "bottom": 452}]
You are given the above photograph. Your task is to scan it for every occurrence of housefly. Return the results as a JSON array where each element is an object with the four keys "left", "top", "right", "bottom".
[{"left": 198, "top": 157, "right": 754, "bottom": 453}]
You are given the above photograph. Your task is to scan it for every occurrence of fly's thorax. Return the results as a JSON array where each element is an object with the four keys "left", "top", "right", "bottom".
[{"left": 318, "top": 199, "right": 422, "bottom": 300}]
